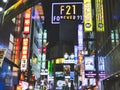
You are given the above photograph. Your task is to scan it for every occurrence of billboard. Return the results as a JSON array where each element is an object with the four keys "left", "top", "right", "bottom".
[
  {"left": 84, "top": 56, "right": 96, "bottom": 78},
  {"left": 51, "top": 2, "right": 83, "bottom": 24},
  {"left": 84, "top": 56, "right": 95, "bottom": 71}
]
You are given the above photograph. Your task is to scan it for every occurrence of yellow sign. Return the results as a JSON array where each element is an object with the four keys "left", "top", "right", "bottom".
[
  {"left": 96, "top": 0, "right": 104, "bottom": 32},
  {"left": 56, "top": 58, "right": 64, "bottom": 64},
  {"left": 84, "top": 0, "right": 93, "bottom": 32}
]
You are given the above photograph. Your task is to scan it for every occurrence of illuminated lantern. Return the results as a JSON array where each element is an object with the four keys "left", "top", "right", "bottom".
[
  {"left": 16, "top": 85, "right": 22, "bottom": 90},
  {"left": 31, "top": 75, "right": 35, "bottom": 81}
]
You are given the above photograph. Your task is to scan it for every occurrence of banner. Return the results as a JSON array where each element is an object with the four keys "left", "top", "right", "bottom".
[
  {"left": 84, "top": 0, "right": 93, "bottom": 32},
  {"left": 96, "top": 0, "right": 104, "bottom": 32}
]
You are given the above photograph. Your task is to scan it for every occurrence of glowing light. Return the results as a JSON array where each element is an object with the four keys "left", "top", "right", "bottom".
[
  {"left": 0, "top": 7, "right": 3, "bottom": 12},
  {"left": 3, "top": 0, "right": 8, "bottom": 3}
]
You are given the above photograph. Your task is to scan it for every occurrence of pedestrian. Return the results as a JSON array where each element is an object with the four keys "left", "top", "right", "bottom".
[{"left": 71, "top": 80, "right": 74, "bottom": 90}]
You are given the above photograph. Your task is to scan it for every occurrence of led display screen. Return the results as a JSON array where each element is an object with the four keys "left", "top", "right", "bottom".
[
  {"left": 84, "top": 56, "right": 95, "bottom": 71},
  {"left": 84, "top": 56, "right": 96, "bottom": 78}
]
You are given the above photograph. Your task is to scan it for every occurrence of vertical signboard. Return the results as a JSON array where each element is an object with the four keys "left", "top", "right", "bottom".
[
  {"left": 78, "top": 24, "right": 84, "bottom": 64},
  {"left": 14, "top": 38, "right": 20, "bottom": 65},
  {"left": 21, "top": 38, "right": 29, "bottom": 60},
  {"left": 41, "top": 30, "right": 47, "bottom": 69},
  {"left": 84, "top": 0, "right": 93, "bottom": 32},
  {"left": 23, "top": 8, "right": 31, "bottom": 34},
  {"left": 21, "top": 60, "right": 27, "bottom": 71},
  {"left": 98, "top": 56, "right": 105, "bottom": 78},
  {"left": 13, "top": 14, "right": 22, "bottom": 66},
  {"left": 74, "top": 45, "right": 78, "bottom": 64},
  {"left": 96, "top": 0, "right": 104, "bottom": 32},
  {"left": 78, "top": 24, "right": 83, "bottom": 49},
  {"left": 21, "top": 38, "right": 29, "bottom": 71}
]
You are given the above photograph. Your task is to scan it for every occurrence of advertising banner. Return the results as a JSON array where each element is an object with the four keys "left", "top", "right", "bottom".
[
  {"left": 84, "top": 0, "right": 93, "bottom": 32},
  {"left": 96, "top": 0, "right": 104, "bottom": 32},
  {"left": 84, "top": 56, "right": 96, "bottom": 78},
  {"left": 98, "top": 56, "right": 106, "bottom": 78}
]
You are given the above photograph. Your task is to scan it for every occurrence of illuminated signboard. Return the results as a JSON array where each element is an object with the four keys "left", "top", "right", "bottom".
[
  {"left": 98, "top": 56, "right": 106, "bottom": 78},
  {"left": 84, "top": 56, "right": 95, "bottom": 71},
  {"left": 78, "top": 24, "right": 83, "bottom": 48},
  {"left": 96, "top": 0, "right": 104, "bottom": 32},
  {"left": 51, "top": 2, "right": 83, "bottom": 24},
  {"left": 14, "top": 38, "right": 20, "bottom": 65},
  {"left": 21, "top": 60, "right": 27, "bottom": 71},
  {"left": 23, "top": 8, "right": 31, "bottom": 34},
  {"left": 84, "top": 56, "right": 96, "bottom": 78},
  {"left": 21, "top": 38, "right": 29, "bottom": 60}
]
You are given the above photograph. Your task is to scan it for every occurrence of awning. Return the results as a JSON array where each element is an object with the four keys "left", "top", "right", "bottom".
[{"left": 4, "top": 58, "right": 19, "bottom": 68}]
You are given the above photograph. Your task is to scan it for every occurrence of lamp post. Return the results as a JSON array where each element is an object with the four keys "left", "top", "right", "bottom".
[{"left": 0, "top": 0, "right": 8, "bottom": 24}]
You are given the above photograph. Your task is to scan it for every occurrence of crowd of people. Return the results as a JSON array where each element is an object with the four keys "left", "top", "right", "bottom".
[{"left": 34, "top": 78, "right": 76, "bottom": 90}]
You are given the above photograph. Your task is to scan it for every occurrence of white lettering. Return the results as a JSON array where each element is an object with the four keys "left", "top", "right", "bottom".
[{"left": 60, "top": 5, "right": 64, "bottom": 15}]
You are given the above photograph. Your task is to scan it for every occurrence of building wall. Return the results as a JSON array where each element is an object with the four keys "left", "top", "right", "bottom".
[{"left": 105, "top": 45, "right": 120, "bottom": 76}]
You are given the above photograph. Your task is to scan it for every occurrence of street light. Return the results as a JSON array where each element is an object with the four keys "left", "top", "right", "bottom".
[
  {"left": 0, "top": 0, "right": 9, "bottom": 23},
  {"left": 3, "top": 0, "right": 8, "bottom": 3},
  {"left": 0, "top": 7, "right": 3, "bottom": 12}
]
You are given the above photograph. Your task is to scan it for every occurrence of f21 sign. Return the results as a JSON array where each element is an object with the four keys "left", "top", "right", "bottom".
[{"left": 51, "top": 2, "right": 83, "bottom": 24}]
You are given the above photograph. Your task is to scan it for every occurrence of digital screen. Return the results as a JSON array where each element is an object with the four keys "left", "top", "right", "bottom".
[
  {"left": 52, "top": 2, "right": 83, "bottom": 24},
  {"left": 84, "top": 56, "right": 95, "bottom": 71},
  {"left": 84, "top": 56, "right": 96, "bottom": 78}
]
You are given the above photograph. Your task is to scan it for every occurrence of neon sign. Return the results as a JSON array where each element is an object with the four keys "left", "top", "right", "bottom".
[{"left": 21, "top": 38, "right": 29, "bottom": 60}]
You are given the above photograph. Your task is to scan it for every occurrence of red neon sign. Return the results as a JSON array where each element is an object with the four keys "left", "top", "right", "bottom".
[
  {"left": 21, "top": 38, "right": 29, "bottom": 60},
  {"left": 23, "top": 8, "right": 31, "bottom": 34}
]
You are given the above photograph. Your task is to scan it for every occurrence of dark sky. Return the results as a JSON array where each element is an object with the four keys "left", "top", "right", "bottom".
[{"left": 0, "top": 21, "right": 15, "bottom": 48}]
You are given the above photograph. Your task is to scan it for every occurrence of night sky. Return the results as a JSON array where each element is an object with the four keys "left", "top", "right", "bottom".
[{"left": 0, "top": 21, "right": 15, "bottom": 48}]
